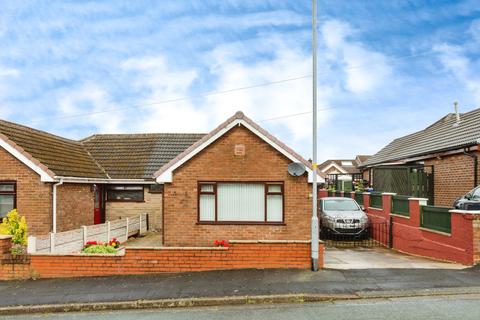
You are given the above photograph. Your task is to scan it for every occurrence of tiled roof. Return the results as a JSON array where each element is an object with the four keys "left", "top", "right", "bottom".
[
  {"left": 362, "top": 108, "right": 480, "bottom": 167},
  {"left": 318, "top": 159, "right": 361, "bottom": 174},
  {"left": 82, "top": 133, "right": 205, "bottom": 179},
  {"left": 0, "top": 120, "right": 107, "bottom": 178}
]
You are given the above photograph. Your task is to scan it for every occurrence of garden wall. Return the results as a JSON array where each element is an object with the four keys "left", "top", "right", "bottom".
[
  {"left": 0, "top": 238, "right": 323, "bottom": 280},
  {"left": 318, "top": 189, "right": 480, "bottom": 265}
]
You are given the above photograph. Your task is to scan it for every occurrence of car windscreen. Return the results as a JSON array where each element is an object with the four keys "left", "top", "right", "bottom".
[{"left": 323, "top": 199, "right": 359, "bottom": 211}]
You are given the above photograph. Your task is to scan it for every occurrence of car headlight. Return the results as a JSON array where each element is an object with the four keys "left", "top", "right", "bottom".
[{"left": 360, "top": 216, "right": 368, "bottom": 223}]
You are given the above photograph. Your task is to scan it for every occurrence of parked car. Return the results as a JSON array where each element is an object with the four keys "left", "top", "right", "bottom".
[
  {"left": 319, "top": 197, "right": 369, "bottom": 237},
  {"left": 453, "top": 186, "right": 480, "bottom": 210}
]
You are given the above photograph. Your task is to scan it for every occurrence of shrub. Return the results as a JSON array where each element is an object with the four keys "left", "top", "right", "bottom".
[
  {"left": 0, "top": 209, "right": 27, "bottom": 246},
  {"left": 82, "top": 244, "right": 118, "bottom": 254}
]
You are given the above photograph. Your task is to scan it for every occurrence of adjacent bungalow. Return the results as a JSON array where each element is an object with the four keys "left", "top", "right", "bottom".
[
  {"left": 0, "top": 112, "right": 323, "bottom": 246},
  {"left": 359, "top": 107, "right": 480, "bottom": 206},
  {"left": 318, "top": 155, "right": 370, "bottom": 191}
]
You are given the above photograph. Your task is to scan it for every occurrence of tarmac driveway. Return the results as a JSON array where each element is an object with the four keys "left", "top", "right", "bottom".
[{"left": 325, "top": 247, "right": 466, "bottom": 270}]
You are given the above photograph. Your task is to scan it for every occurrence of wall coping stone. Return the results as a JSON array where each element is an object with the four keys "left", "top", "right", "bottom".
[
  {"left": 229, "top": 239, "right": 322, "bottom": 244},
  {"left": 0, "top": 235, "right": 12, "bottom": 240},
  {"left": 382, "top": 192, "right": 397, "bottom": 196},
  {"left": 450, "top": 209, "right": 480, "bottom": 215},
  {"left": 128, "top": 246, "right": 228, "bottom": 251},
  {"left": 362, "top": 192, "right": 371, "bottom": 195},
  {"left": 408, "top": 197, "right": 430, "bottom": 201}
]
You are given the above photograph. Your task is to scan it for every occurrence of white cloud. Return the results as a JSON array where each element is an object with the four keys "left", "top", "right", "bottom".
[{"left": 321, "top": 19, "right": 392, "bottom": 94}]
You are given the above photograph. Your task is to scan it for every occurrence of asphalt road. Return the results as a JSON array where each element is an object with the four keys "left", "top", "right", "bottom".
[{"left": 5, "top": 294, "right": 480, "bottom": 320}]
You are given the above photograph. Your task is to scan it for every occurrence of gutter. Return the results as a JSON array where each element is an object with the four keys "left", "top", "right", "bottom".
[
  {"left": 52, "top": 179, "right": 64, "bottom": 233},
  {"left": 463, "top": 148, "right": 478, "bottom": 187},
  {"left": 54, "top": 176, "right": 157, "bottom": 184}
]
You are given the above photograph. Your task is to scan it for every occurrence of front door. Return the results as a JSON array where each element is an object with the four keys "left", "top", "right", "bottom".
[{"left": 93, "top": 185, "right": 104, "bottom": 224}]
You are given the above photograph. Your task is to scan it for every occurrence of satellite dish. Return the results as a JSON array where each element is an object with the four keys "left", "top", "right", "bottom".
[{"left": 288, "top": 162, "right": 306, "bottom": 177}]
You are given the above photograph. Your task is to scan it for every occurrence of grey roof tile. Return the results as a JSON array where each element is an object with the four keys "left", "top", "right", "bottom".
[{"left": 362, "top": 108, "right": 480, "bottom": 167}]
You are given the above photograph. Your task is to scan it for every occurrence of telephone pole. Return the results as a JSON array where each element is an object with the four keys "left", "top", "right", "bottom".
[{"left": 311, "top": 0, "right": 320, "bottom": 271}]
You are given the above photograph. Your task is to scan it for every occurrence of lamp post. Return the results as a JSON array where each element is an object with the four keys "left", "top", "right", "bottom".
[{"left": 311, "top": 0, "right": 320, "bottom": 271}]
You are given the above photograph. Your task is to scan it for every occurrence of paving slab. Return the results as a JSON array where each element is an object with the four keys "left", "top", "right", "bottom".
[{"left": 324, "top": 247, "right": 466, "bottom": 269}]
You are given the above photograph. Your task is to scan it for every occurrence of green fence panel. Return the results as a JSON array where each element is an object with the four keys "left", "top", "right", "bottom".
[
  {"left": 421, "top": 205, "right": 451, "bottom": 234},
  {"left": 392, "top": 195, "right": 410, "bottom": 217},
  {"left": 343, "top": 192, "right": 352, "bottom": 198},
  {"left": 355, "top": 192, "right": 364, "bottom": 205},
  {"left": 370, "top": 193, "right": 383, "bottom": 209},
  {"left": 328, "top": 191, "right": 334, "bottom": 197},
  {"left": 335, "top": 191, "right": 342, "bottom": 197}
]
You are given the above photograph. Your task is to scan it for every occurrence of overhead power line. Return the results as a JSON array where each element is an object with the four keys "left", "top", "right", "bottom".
[{"left": 29, "top": 49, "right": 439, "bottom": 123}]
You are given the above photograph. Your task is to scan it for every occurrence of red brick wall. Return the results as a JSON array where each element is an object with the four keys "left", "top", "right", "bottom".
[
  {"left": 0, "top": 239, "right": 323, "bottom": 280},
  {"left": 0, "top": 147, "right": 52, "bottom": 235},
  {"left": 163, "top": 125, "right": 312, "bottom": 247},
  {"left": 57, "top": 183, "right": 94, "bottom": 232},
  {"left": 425, "top": 152, "right": 479, "bottom": 206}
]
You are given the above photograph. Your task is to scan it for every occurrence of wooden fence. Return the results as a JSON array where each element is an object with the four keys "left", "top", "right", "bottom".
[{"left": 27, "top": 213, "right": 148, "bottom": 254}]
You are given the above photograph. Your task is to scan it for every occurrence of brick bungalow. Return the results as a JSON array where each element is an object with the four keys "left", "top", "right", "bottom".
[
  {"left": 318, "top": 155, "right": 370, "bottom": 191},
  {"left": 359, "top": 107, "right": 480, "bottom": 206},
  {"left": 0, "top": 112, "right": 322, "bottom": 246}
]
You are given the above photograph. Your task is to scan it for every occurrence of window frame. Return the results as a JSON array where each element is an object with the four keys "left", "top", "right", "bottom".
[
  {"left": 106, "top": 185, "right": 145, "bottom": 202},
  {"left": 197, "top": 181, "right": 285, "bottom": 225},
  {"left": 0, "top": 181, "right": 17, "bottom": 218}
]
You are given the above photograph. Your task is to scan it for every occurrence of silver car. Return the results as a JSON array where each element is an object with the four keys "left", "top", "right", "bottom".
[{"left": 319, "top": 197, "right": 369, "bottom": 237}]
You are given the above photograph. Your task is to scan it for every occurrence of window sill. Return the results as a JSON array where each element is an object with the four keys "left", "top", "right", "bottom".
[
  {"left": 107, "top": 200, "right": 145, "bottom": 203},
  {"left": 196, "top": 221, "right": 286, "bottom": 226}
]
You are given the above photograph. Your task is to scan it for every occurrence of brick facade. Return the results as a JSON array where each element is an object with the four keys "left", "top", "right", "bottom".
[
  {"left": 163, "top": 125, "right": 312, "bottom": 247},
  {"left": 0, "top": 147, "right": 52, "bottom": 235},
  {"left": 0, "top": 147, "right": 95, "bottom": 235},
  {"left": 106, "top": 188, "right": 162, "bottom": 232},
  {"left": 425, "top": 151, "right": 480, "bottom": 206},
  {"left": 57, "top": 183, "right": 94, "bottom": 232},
  {"left": 0, "top": 237, "right": 323, "bottom": 280}
]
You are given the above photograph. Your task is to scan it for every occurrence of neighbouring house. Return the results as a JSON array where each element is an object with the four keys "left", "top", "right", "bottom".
[
  {"left": 318, "top": 155, "right": 370, "bottom": 191},
  {"left": 0, "top": 111, "right": 323, "bottom": 246},
  {"left": 359, "top": 107, "right": 480, "bottom": 206}
]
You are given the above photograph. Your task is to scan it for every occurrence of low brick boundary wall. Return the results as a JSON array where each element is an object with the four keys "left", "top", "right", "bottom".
[{"left": 0, "top": 238, "right": 323, "bottom": 280}]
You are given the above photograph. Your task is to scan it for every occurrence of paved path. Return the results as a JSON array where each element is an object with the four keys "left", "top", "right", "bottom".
[
  {"left": 1, "top": 266, "right": 479, "bottom": 307},
  {"left": 5, "top": 294, "right": 480, "bottom": 319},
  {"left": 325, "top": 247, "right": 466, "bottom": 269}
]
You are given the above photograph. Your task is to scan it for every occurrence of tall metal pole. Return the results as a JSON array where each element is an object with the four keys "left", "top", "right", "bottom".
[{"left": 311, "top": 0, "right": 319, "bottom": 271}]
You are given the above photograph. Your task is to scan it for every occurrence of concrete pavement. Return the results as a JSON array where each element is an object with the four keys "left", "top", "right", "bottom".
[
  {"left": 325, "top": 247, "right": 466, "bottom": 269},
  {"left": 5, "top": 294, "right": 480, "bottom": 319},
  {"left": 1, "top": 266, "right": 480, "bottom": 310}
]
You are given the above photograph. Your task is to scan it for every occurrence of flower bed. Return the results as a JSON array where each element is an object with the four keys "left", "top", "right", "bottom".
[{"left": 82, "top": 238, "right": 120, "bottom": 254}]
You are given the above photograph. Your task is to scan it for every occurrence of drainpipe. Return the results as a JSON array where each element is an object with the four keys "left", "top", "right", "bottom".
[
  {"left": 52, "top": 179, "right": 64, "bottom": 233},
  {"left": 463, "top": 148, "right": 478, "bottom": 187}
]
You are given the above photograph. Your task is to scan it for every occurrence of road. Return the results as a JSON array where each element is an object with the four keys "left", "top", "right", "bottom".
[{"left": 4, "top": 294, "right": 480, "bottom": 320}]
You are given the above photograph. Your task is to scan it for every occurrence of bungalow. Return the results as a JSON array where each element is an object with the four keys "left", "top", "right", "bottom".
[
  {"left": 318, "top": 155, "right": 370, "bottom": 191},
  {"left": 0, "top": 111, "right": 323, "bottom": 246},
  {"left": 359, "top": 107, "right": 480, "bottom": 206}
]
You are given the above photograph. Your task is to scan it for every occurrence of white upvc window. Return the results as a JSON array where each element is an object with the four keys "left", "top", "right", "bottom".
[{"left": 198, "top": 182, "right": 284, "bottom": 223}]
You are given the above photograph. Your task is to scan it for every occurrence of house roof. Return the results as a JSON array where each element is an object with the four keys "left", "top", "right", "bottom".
[
  {"left": 82, "top": 133, "right": 205, "bottom": 179},
  {"left": 0, "top": 119, "right": 107, "bottom": 178},
  {"left": 362, "top": 108, "right": 480, "bottom": 167},
  {"left": 318, "top": 159, "right": 362, "bottom": 174},
  {"left": 154, "top": 111, "right": 324, "bottom": 183},
  {"left": 1, "top": 112, "right": 315, "bottom": 182}
]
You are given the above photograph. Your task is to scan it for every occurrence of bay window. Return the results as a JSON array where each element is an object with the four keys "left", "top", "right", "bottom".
[
  {"left": 0, "top": 181, "right": 16, "bottom": 218},
  {"left": 198, "top": 182, "right": 284, "bottom": 223}
]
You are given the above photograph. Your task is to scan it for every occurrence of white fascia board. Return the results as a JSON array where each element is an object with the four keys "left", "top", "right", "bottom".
[
  {"left": 321, "top": 162, "right": 348, "bottom": 174},
  {"left": 56, "top": 176, "right": 157, "bottom": 184},
  {"left": 0, "top": 138, "right": 55, "bottom": 182},
  {"left": 156, "top": 119, "right": 325, "bottom": 184}
]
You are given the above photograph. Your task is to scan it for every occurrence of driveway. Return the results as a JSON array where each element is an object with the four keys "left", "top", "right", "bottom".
[{"left": 325, "top": 247, "right": 466, "bottom": 269}]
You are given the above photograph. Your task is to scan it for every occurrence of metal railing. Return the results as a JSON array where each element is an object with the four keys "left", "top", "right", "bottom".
[
  {"left": 391, "top": 195, "right": 410, "bottom": 217},
  {"left": 355, "top": 192, "right": 364, "bottom": 205},
  {"left": 420, "top": 205, "right": 451, "bottom": 234},
  {"left": 370, "top": 192, "right": 383, "bottom": 209}
]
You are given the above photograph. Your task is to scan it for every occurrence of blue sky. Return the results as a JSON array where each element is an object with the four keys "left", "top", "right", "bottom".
[{"left": 1, "top": 0, "right": 480, "bottom": 162}]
